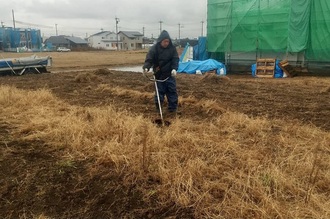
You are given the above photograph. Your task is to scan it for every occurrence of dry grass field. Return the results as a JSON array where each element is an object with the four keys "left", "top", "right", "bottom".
[{"left": 0, "top": 50, "right": 329, "bottom": 218}]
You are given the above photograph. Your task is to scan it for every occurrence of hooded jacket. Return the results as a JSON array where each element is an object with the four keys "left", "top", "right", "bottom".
[{"left": 143, "top": 30, "right": 179, "bottom": 80}]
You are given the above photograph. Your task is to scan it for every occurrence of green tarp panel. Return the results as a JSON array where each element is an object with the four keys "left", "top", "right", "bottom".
[
  {"left": 258, "top": 1, "right": 290, "bottom": 52},
  {"left": 207, "top": 0, "right": 330, "bottom": 61},
  {"left": 307, "top": 0, "right": 330, "bottom": 61},
  {"left": 287, "top": 0, "right": 311, "bottom": 52}
]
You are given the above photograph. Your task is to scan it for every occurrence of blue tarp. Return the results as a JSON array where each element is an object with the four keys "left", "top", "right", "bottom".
[
  {"left": 179, "top": 43, "right": 193, "bottom": 62},
  {"left": 178, "top": 59, "right": 226, "bottom": 75},
  {"left": 178, "top": 37, "right": 225, "bottom": 75},
  {"left": 193, "top": 37, "right": 208, "bottom": 61}
]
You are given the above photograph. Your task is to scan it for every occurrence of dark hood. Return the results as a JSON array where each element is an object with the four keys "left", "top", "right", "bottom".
[{"left": 157, "top": 30, "right": 173, "bottom": 45}]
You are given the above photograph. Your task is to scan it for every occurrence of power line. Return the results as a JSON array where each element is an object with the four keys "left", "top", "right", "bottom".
[{"left": 15, "top": 20, "right": 53, "bottom": 29}]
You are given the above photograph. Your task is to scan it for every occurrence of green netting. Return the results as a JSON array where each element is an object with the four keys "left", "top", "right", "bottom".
[
  {"left": 307, "top": 1, "right": 330, "bottom": 61},
  {"left": 287, "top": 0, "right": 311, "bottom": 52},
  {"left": 207, "top": 0, "right": 330, "bottom": 61}
]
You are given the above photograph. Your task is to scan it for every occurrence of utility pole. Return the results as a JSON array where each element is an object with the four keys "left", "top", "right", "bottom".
[
  {"left": 178, "top": 23, "right": 182, "bottom": 47},
  {"left": 159, "top": 20, "right": 163, "bottom": 35},
  {"left": 142, "top": 26, "right": 145, "bottom": 49},
  {"left": 55, "top": 24, "right": 58, "bottom": 36},
  {"left": 201, "top": 20, "right": 204, "bottom": 37},
  {"left": 12, "top": 9, "right": 16, "bottom": 29},
  {"left": 115, "top": 17, "right": 120, "bottom": 50}
]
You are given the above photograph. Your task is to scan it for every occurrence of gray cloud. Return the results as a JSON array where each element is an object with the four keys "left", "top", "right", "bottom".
[{"left": 0, "top": 0, "right": 207, "bottom": 38}]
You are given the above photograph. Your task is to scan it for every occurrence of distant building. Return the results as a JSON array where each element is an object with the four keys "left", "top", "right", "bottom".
[
  {"left": 178, "top": 38, "right": 198, "bottom": 48},
  {"left": 87, "top": 31, "right": 121, "bottom": 50},
  {"left": 86, "top": 30, "right": 143, "bottom": 51},
  {"left": 142, "top": 37, "right": 155, "bottom": 49},
  {"left": 118, "top": 31, "right": 143, "bottom": 50},
  {"left": 0, "top": 27, "right": 42, "bottom": 52},
  {"left": 66, "top": 36, "right": 89, "bottom": 49},
  {"left": 44, "top": 35, "right": 88, "bottom": 51}
]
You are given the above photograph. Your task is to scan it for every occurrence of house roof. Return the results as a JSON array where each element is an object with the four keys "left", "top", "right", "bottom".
[
  {"left": 45, "top": 35, "right": 87, "bottom": 45},
  {"left": 45, "top": 36, "right": 68, "bottom": 44},
  {"left": 66, "top": 36, "right": 88, "bottom": 44},
  {"left": 90, "top": 31, "right": 115, "bottom": 37},
  {"left": 119, "top": 31, "right": 143, "bottom": 38}
]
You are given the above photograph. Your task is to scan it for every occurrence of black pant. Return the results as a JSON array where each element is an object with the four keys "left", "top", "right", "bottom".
[{"left": 154, "top": 76, "right": 178, "bottom": 112}]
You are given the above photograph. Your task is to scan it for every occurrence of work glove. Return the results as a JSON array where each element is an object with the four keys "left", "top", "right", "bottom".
[
  {"left": 171, "top": 69, "right": 177, "bottom": 77},
  {"left": 142, "top": 68, "right": 149, "bottom": 77}
]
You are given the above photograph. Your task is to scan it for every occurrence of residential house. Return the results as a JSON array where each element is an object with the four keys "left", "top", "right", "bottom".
[
  {"left": 88, "top": 31, "right": 121, "bottom": 50},
  {"left": 66, "top": 36, "right": 89, "bottom": 49},
  {"left": 118, "top": 31, "right": 143, "bottom": 50},
  {"left": 44, "top": 35, "right": 88, "bottom": 50},
  {"left": 142, "top": 37, "right": 156, "bottom": 49}
]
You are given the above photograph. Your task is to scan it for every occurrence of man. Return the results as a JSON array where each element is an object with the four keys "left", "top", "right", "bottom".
[{"left": 143, "top": 30, "right": 179, "bottom": 114}]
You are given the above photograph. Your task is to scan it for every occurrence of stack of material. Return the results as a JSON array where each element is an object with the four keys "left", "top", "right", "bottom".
[
  {"left": 256, "top": 58, "right": 276, "bottom": 77},
  {"left": 279, "top": 60, "right": 297, "bottom": 77}
]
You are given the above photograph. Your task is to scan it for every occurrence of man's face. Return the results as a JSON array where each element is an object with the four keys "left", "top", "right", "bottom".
[{"left": 160, "top": 39, "right": 170, "bottom": 48}]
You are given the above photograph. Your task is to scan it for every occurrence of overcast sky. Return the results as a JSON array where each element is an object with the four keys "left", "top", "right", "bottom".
[{"left": 0, "top": 0, "right": 207, "bottom": 39}]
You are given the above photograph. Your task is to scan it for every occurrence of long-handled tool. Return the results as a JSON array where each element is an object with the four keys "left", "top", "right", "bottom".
[
  {"left": 143, "top": 70, "right": 170, "bottom": 127},
  {"left": 153, "top": 75, "right": 165, "bottom": 126}
]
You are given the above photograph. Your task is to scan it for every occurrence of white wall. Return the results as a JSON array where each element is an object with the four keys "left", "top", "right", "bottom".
[{"left": 89, "top": 32, "right": 121, "bottom": 50}]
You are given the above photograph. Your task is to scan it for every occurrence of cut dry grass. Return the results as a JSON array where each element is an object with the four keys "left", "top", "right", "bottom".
[
  {"left": 201, "top": 74, "right": 231, "bottom": 84},
  {"left": 1, "top": 85, "right": 329, "bottom": 218},
  {"left": 95, "top": 84, "right": 227, "bottom": 115},
  {"left": 74, "top": 72, "right": 102, "bottom": 83},
  {"left": 93, "top": 68, "right": 114, "bottom": 75},
  {"left": 321, "top": 86, "right": 330, "bottom": 94}
]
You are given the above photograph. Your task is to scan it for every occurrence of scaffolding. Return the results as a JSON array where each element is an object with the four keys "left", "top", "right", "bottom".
[
  {"left": 207, "top": 0, "right": 330, "bottom": 69},
  {"left": 0, "top": 27, "right": 42, "bottom": 52}
]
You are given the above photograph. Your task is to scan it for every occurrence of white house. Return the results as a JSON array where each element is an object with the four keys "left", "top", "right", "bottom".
[{"left": 88, "top": 31, "right": 122, "bottom": 50}]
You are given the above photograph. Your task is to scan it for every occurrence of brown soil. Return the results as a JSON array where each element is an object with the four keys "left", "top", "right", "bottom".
[{"left": 0, "top": 51, "right": 329, "bottom": 218}]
